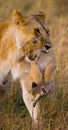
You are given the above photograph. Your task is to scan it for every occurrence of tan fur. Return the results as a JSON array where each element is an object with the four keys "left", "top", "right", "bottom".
[
  {"left": 20, "top": 48, "right": 56, "bottom": 124},
  {"left": 0, "top": 9, "right": 49, "bottom": 84},
  {"left": 22, "top": 48, "right": 56, "bottom": 96},
  {"left": 0, "top": 9, "right": 56, "bottom": 123}
]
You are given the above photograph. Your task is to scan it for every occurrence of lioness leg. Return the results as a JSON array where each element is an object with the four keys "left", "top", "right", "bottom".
[{"left": 21, "top": 81, "right": 40, "bottom": 123}]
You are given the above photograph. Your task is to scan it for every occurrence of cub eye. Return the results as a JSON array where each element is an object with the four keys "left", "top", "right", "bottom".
[
  {"left": 34, "top": 28, "right": 40, "bottom": 36},
  {"left": 32, "top": 82, "right": 38, "bottom": 88}
]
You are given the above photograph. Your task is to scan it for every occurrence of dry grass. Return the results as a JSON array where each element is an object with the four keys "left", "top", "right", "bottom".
[{"left": 0, "top": 0, "right": 68, "bottom": 130}]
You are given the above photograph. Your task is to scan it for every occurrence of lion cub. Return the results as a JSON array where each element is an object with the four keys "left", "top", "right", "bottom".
[
  {"left": 22, "top": 47, "right": 56, "bottom": 107},
  {"left": 12, "top": 47, "right": 56, "bottom": 122}
]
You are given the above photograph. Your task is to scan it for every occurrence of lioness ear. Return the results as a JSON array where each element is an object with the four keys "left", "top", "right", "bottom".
[
  {"left": 12, "top": 9, "right": 29, "bottom": 25},
  {"left": 34, "top": 12, "right": 46, "bottom": 21},
  {"left": 12, "top": 9, "right": 23, "bottom": 20}
]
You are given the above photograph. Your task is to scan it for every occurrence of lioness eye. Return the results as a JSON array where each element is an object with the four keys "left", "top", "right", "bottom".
[
  {"left": 34, "top": 28, "right": 40, "bottom": 36},
  {"left": 46, "top": 29, "right": 50, "bottom": 36}
]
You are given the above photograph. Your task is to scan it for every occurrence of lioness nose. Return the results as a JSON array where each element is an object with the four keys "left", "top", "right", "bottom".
[
  {"left": 45, "top": 44, "right": 51, "bottom": 50},
  {"left": 32, "top": 82, "right": 38, "bottom": 88}
]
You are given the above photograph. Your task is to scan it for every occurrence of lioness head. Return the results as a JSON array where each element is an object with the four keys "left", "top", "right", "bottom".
[
  {"left": 0, "top": 9, "right": 52, "bottom": 87},
  {"left": 12, "top": 9, "right": 52, "bottom": 60}
]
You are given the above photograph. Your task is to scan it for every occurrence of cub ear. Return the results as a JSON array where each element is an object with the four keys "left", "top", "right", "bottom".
[
  {"left": 12, "top": 9, "right": 23, "bottom": 20},
  {"left": 34, "top": 12, "right": 46, "bottom": 21}
]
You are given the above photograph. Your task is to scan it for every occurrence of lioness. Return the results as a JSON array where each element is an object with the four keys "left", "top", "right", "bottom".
[
  {"left": 0, "top": 9, "right": 51, "bottom": 86},
  {"left": 0, "top": 9, "right": 56, "bottom": 124}
]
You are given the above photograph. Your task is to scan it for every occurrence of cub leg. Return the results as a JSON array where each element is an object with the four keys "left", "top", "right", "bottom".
[{"left": 44, "top": 63, "right": 56, "bottom": 82}]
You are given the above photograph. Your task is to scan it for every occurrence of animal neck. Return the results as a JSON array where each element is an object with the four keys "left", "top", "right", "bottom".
[{"left": 0, "top": 22, "right": 16, "bottom": 60}]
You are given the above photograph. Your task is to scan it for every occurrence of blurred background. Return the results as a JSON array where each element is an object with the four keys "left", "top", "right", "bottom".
[
  {"left": 0, "top": 0, "right": 68, "bottom": 130},
  {"left": 0, "top": 0, "right": 68, "bottom": 19}
]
